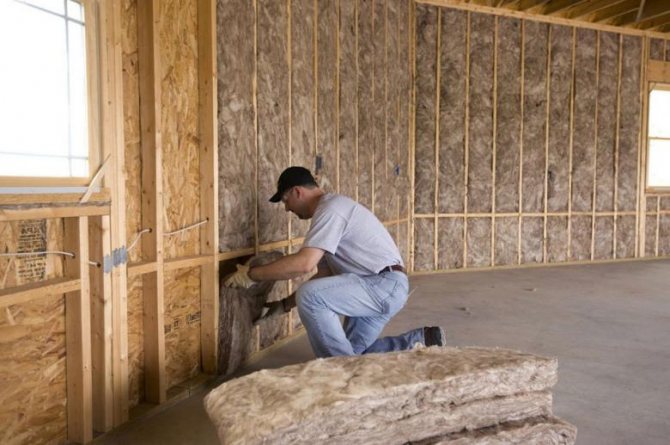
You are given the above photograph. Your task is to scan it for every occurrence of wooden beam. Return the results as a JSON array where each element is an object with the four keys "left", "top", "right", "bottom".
[
  {"left": 517, "top": 0, "right": 552, "bottom": 13},
  {"left": 197, "top": 0, "right": 219, "bottom": 376},
  {"left": 137, "top": 0, "right": 166, "bottom": 405},
  {"left": 0, "top": 277, "right": 80, "bottom": 309},
  {"left": 0, "top": 205, "right": 110, "bottom": 222},
  {"left": 647, "top": 59, "right": 670, "bottom": 82},
  {"left": 637, "top": 0, "right": 670, "bottom": 22},
  {"left": 593, "top": 0, "right": 640, "bottom": 24},
  {"left": 97, "top": 0, "right": 129, "bottom": 426},
  {"left": 540, "top": 0, "right": 588, "bottom": 16},
  {"left": 89, "top": 215, "right": 114, "bottom": 432},
  {"left": 563, "top": 0, "right": 629, "bottom": 20},
  {"left": 635, "top": 11, "right": 670, "bottom": 30},
  {"left": 64, "top": 217, "right": 93, "bottom": 444}
]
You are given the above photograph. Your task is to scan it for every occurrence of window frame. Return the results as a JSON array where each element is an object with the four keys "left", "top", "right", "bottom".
[{"left": 0, "top": 0, "right": 101, "bottom": 189}]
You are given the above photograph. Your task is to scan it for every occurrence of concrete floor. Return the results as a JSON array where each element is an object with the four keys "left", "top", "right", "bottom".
[{"left": 94, "top": 259, "right": 670, "bottom": 445}]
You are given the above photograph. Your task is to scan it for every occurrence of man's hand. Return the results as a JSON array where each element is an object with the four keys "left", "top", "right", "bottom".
[{"left": 224, "top": 264, "right": 256, "bottom": 289}]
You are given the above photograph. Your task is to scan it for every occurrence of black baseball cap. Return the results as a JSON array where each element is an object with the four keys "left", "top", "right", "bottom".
[{"left": 269, "top": 166, "right": 318, "bottom": 202}]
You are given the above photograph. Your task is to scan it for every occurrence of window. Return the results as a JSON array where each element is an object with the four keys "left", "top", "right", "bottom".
[
  {"left": 0, "top": 0, "right": 92, "bottom": 182},
  {"left": 647, "top": 85, "right": 670, "bottom": 189}
]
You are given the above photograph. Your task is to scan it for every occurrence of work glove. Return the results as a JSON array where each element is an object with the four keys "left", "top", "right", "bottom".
[{"left": 224, "top": 264, "right": 256, "bottom": 289}]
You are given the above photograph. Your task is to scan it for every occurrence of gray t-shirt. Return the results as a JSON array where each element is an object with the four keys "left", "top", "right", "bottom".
[{"left": 303, "top": 193, "right": 403, "bottom": 275}]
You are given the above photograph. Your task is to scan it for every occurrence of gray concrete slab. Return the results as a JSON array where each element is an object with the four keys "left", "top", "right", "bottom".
[{"left": 94, "top": 259, "right": 670, "bottom": 445}]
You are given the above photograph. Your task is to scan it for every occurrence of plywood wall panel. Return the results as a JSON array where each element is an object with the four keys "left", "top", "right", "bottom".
[
  {"left": 467, "top": 13, "right": 494, "bottom": 214},
  {"left": 650, "top": 38, "right": 665, "bottom": 60},
  {"left": 317, "top": 0, "right": 338, "bottom": 195},
  {"left": 0, "top": 297, "right": 66, "bottom": 445},
  {"left": 466, "top": 217, "right": 491, "bottom": 267},
  {"left": 546, "top": 216, "right": 568, "bottom": 263},
  {"left": 338, "top": 0, "right": 357, "bottom": 201},
  {"left": 546, "top": 25, "right": 572, "bottom": 213},
  {"left": 164, "top": 268, "right": 201, "bottom": 391},
  {"left": 122, "top": 0, "right": 143, "bottom": 262},
  {"left": 438, "top": 218, "right": 464, "bottom": 269},
  {"left": 494, "top": 17, "right": 521, "bottom": 213},
  {"left": 617, "top": 36, "right": 641, "bottom": 213},
  {"left": 127, "top": 275, "right": 144, "bottom": 408},
  {"left": 571, "top": 28, "right": 597, "bottom": 213},
  {"left": 291, "top": 0, "right": 315, "bottom": 239},
  {"left": 616, "top": 215, "right": 636, "bottom": 259},
  {"left": 645, "top": 214, "right": 657, "bottom": 256},
  {"left": 595, "top": 32, "right": 618, "bottom": 212},
  {"left": 161, "top": 0, "right": 201, "bottom": 259},
  {"left": 521, "top": 217, "right": 543, "bottom": 264},
  {"left": 414, "top": 4, "right": 437, "bottom": 215},
  {"left": 414, "top": 218, "right": 434, "bottom": 271},
  {"left": 438, "top": 9, "right": 467, "bottom": 214},
  {"left": 358, "top": 0, "right": 374, "bottom": 210},
  {"left": 570, "top": 215, "right": 592, "bottom": 261},
  {"left": 594, "top": 216, "right": 614, "bottom": 260},
  {"left": 218, "top": 0, "right": 256, "bottom": 251},
  {"left": 494, "top": 217, "right": 517, "bottom": 266},
  {"left": 659, "top": 215, "right": 670, "bottom": 256},
  {"left": 257, "top": 0, "right": 290, "bottom": 244},
  {"left": 522, "top": 21, "right": 548, "bottom": 213}
]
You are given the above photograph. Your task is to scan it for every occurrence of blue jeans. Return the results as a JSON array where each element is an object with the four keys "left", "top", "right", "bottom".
[{"left": 296, "top": 271, "right": 425, "bottom": 357}]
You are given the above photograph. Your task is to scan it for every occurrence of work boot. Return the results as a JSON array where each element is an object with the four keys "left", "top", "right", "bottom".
[{"left": 423, "top": 326, "right": 446, "bottom": 347}]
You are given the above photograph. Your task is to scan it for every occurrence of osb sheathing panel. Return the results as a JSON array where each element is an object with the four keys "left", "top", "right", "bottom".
[
  {"left": 595, "top": 32, "right": 618, "bottom": 213},
  {"left": 291, "top": 0, "right": 314, "bottom": 239},
  {"left": 217, "top": 0, "right": 256, "bottom": 251},
  {"left": 338, "top": 0, "right": 357, "bottom": 201},
  {"left": 546, "top": 216, "right": 568, "bottom": 263},
  {"left": 438, "top": 9, "right": 466, "bottom": 214},
  {"left": 645, "top": 215, "right": 657, "bottom": 256},
  {"left": 317, "top": 0, "right": 338, "bottom": 198},
  {"left": 127, "top": 275, "right": 144, "bottom": 408},
  {"left": 495, "top": 17, "right": 521, "bottom": 214},
  {"left": 0, "top": 220, "right": 63, "bottom": 289},
  {"left": 650, "top": 38, "right": 665, "bottom": 60},
  {"left": 617, "top": 36, "right": 641, "bottom": 213},
  {"left": 522, "top": 21, "right": 548, "bottom": 214},
  {"left": 546, "top": 25, "right": 572, "bottom": 213},
  {"left": 160, "top": 0, "right": 201, "bottom": 259},
  {"left": 571, "top": 28, "right": 597, "bottom": 214},
  {"left": 570, "top": 216, "right": 592, "bottom": 261},
  {"left": 521, "top": 217, "right": 543, "bottom": 264},
  {"left": 438, "top": 218, "right": 464, "bottom": 269},
  {"left": 357, "top": 0, "right": 374, "bottom": 210},
  {"left": 121, "top": 0, "right": 143, "bottom": 262},
  {"left": 414, "top": 218, "right": 434, "bottom": 271},
  {"left": 594, "top": 216, "right": 614, "bottom": 260},
  {"left": 257, "top": 0, "right": 289, "bottom": 245},
  {"left": 494, "top": 217, "right": 517, "bottom": 266},
  {"left": 466, "top": 217, "right": 491, "bottom": 268},
  {"left": 659, "top": 215, "right": 670, "bottom": 256},
  {"left": 414, "top": 4, "right": 437, "bottom": 215},
  {"left": 165, "top": 268, "right": 201, "bottom": 391},
  {"left": 0, "top": 297, "right": 66, "bottom": 445},
  {"left": 616, "top": 215, "right": 636, "bottom": 259},
  {"left": 467, "top": 13, "right": 494, "bottom": 214}
]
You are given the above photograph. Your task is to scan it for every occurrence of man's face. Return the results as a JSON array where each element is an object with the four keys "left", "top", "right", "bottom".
[{"left": 281, "top": 187, "right": 308, "bottom": 219}]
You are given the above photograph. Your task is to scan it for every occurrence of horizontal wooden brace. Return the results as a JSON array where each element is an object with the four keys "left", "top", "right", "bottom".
[{"left": 0, "top": 277, "right": 80, "bottom": 308}]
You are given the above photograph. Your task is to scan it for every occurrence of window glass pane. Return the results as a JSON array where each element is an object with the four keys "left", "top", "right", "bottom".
[
  {"left": 648, "top": 139, "right": 670, "bottom": 188},
  {"left": 0, "top": 154, "right": 70, "bottom": 177},
  {"left": 20, "top": 0, "right": 64, "bottom": 15},
  {"left": 649, "top": 89, "right": 670, "bottom": 138},
  {"left": 70, "top": 158, "right": 88, "bottom": 177},
  {"left": 69, "top": 21, "right": 88, "bottom": 159},
  {"left": 67, "top": 0, "right": 82, "bottom": 21}
]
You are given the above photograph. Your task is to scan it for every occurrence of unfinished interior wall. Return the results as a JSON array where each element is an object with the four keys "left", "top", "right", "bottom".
[
  {"left": 0, "top": 221, "right": 66, "bottom": 444},
  {"left": 217, "top": 0, "right": 413, "bottom": 357},
  {"left": 413, "top": 3, "right": 669, "bottom": 272}
]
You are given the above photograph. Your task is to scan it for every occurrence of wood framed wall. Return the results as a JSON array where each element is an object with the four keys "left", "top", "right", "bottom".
[{"left": 412, "top": 1, "right": 670, "bottom": 274}]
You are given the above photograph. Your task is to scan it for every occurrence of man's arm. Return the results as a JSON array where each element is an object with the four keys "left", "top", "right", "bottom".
[{"left": 248, "top": 247, "right": 325, "bottom": 282}]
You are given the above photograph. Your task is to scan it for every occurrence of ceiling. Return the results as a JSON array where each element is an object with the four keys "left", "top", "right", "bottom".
[{"left": 462, "top": 0, "right": 670, "bottom": 34}]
